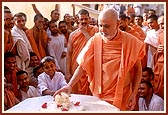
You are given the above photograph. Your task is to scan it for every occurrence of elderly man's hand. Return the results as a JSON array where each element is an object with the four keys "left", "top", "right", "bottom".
[{"left": 53, "top": 85, "right": 72, "bottom": 97}]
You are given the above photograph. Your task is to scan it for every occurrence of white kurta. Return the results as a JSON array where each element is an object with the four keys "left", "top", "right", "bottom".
[
  {"left": 139, "top": 93, "right": 164, "bottom": 111},
  {"left": 20, "top": 86, "right": 40, "bottom": 101},
  {"left": 144, "top": 29, "right": 159, "bottom": 68},
  {"left": 47, "top": 34, "right": 67, "bottom": 74},
  {"left": 11, "top": 26, "right": 33, "bottom": 70},
  {"left": 37, "top": 72, "right": 67, "bottom": 95}
]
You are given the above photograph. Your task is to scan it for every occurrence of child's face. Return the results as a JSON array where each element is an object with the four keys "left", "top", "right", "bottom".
[
  {"left": 43, "top": 61, "right": 56, "bottom": 77},
  {"left": 17, "top": 73, "right": 29, "bottom": 88}
]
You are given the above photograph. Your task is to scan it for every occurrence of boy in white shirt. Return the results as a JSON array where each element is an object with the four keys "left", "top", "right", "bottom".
[{"left": 38, "top": 56, "right": 67, "bottom": 96}]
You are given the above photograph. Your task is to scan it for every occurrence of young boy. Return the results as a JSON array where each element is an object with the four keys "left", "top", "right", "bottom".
[
  {"left": 16, "top": 70, "right": 40, "bottom": 101},
  {"left": 38, "top": 56, "right": 67, "bottom": 96}
]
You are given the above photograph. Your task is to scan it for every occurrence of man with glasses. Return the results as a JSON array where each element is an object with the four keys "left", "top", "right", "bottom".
[{"left": 55, "top": 8, "right": 145, "bottom": 111}]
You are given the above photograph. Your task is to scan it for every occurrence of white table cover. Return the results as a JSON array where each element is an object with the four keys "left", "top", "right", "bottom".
[{"left": 5, "top": 94, "right": 120, "bottom": 113}]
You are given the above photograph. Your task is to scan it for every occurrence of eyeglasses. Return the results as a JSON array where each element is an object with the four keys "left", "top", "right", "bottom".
[{"left": 98, "top": 24, "right": 110, "bottom": 29}]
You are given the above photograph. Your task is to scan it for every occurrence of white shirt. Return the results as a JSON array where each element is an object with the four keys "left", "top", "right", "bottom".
[
  {"left": 144, "top": 29, "right": 159, "bottom": 48},
  {"left": 48, "top": 34, "right": 67, "bottom": 74},
  {"left": 37, "top": 72, "right": 67, "bottom": 95},
  {"left": 20, "top": 86, "right": 40, "bottom": 101},
  {"left": 139, "top": 93, "right": 164, "bottom": 111},
  {"left": 144, "top": 29, "right": 159, "bottom": 68}
]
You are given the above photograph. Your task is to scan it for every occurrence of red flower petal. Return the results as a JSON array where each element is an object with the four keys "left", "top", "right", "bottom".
[
  {"left": 42, "top": 102, "right": 47, "bottom": 108},
  {"left": 61, "top": 108, "right": 68, "bottom": 111},
  {"left": 74, "top": 102, "right": 80, "bottom": 106},
  {"left": 57, "top": 104, "right": 62, "bottom": 108}
]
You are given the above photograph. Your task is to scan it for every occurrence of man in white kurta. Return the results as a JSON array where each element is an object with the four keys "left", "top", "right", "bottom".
[
  {"left": 47, "top": 21, "right": 67, "bottom": 74},
  {"left": 144, "top": 15, "right": 160, "bottom": 68}
]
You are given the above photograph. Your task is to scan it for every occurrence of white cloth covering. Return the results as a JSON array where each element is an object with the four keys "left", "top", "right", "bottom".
[
  {"left": 6, "top": 94, "right": 120, "bottom": 112},
  {"left": 11, "top": 26, "right": 33, "bottom": 70}
]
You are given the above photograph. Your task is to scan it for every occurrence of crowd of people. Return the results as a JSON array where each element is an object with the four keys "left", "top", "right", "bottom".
[{"left": 4, "top": 4, "right": 164, "bottom": 111}]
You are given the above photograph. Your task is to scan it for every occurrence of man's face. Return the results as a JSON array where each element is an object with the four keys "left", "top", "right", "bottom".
[
  {"left": 119, "top": 19, "right": 127, "bottom": 31},
  {"left": 138, "top": 83, "right": 149, "bottom": 98},
  {"left": 141, "top": 71, "right": 150, "bottom": 82},
  {"left": 78, "top": 14, "right": 90, "bottom": 27},
  {"left": 148, "top": 11, "right": 155, "bottom": 17},
  {"left": 5, "top": 57, "right": 17, "bottom": 71},
  {"left": 158, "top": 16, "right": 164, "bottom": 29},
  {"left": 98, "top": 14, "right": 119, "bottom": 40},
  {"left": 34, "top": 17, "right": 44, "bottom": 30},
  {"left": 51, "top": 10, "right": 60, "bottom": 22},
  {"left": 147, "top": 18, "right": 158, "bottom": 29},
  {"left": 49, "top": 22, "right": 59, "bottom": 35},
  {"left": 134, "top": 17, "right": 143, "bottom": 26},
  {"left": 29, "top": 56, "right": 39, "bottom": 67},
  {"left": 143, "top": 13, "right": 148, "bottom": 21},
  {"left": 59, "top": 22, "right": 67, "bottom": 34},
  {"left": 4, "top": 13, "right": 14, "bottom": 29},
  {"left": 14, "top": 16, "right": 26, "bottom": 30},
  {"left": 64, "top": 13, "right": 71, "bottom": 23},
  {"left": 17, "top": 73, "right": 29, "bottom": 88},
  {"left": 43, "top": 21, "right": 49, "bottom": 31}
]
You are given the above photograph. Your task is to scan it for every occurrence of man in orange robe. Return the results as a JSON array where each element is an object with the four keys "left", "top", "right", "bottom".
[
  {"left": 26, "top": 14, "right": 48, "bottom": 60},
  {"left": 66, "top": 9, "right": 98, "bottom": 95},
  {"left": 4, "top": 6, "right": 14, "bottom": 53},
  {"left": 4, "top": 52, "right": 20, "bottom": 97},
  {"left": 127, "top": 14, "right": 146, "bottom": 41},
  {"left": 153, "top": 15, "right": 164, "bottom": 99},
  {"left": 119, "top": 14, "right": 147, "bottom": 68},
  {"left": 55, "top": 8, "right": 145, "bottom": 111},
  {"left": 119, "top": 14, "right": 142, "bottom": 41}
]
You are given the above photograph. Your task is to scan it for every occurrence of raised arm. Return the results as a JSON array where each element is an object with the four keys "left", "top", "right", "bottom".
[{"left": 32, "top": 4, "right": 41, "bottom": 14}]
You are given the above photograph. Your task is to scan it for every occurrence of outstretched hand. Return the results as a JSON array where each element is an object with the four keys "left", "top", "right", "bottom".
[{"left": 53, "top": 85, "right": 72, "bottom": 97}]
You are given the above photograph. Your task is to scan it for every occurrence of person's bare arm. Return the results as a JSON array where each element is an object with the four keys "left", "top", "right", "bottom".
[
  {"left": 42, "top": 89, "right": 55, "bottom": 96},
  {"left": 127, "top": 59, "right": 142, "bottom": 110},
  {"left": 32, "top": 4, "right": 41, "bottom": 14},
  {"left": 53, "top": 66, "right": 85, "bottom": 96},
  {"left": 65, "top": 32, "right": 74, "bottom": 82}
]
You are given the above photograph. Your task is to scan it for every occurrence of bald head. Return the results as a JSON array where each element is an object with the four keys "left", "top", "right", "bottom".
[
  {"left": 98, "top": 8, "right": 118, "bottom": 22},
  {"left": 98, "top": 8, "right": 120, "bottom": 40}
]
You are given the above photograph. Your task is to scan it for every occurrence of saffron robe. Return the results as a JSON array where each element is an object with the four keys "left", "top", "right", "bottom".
[
  {"left": 77, "top": 30, "right": 145, "bottom": 110},
  {"left": 153, "top": 30, "right": 164, "bottom": 99},
  {"left": 132, "top": 24, "right": 146, "bottom": 41},
  {"left": 70, "top": 25, "right": 98, "bottom": 95},
  {"left": 26, "top": 27, "right": 48, "bottom": 59},
  {"left": 4, "top": 30, "right": 13, "bottom": 53}
]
